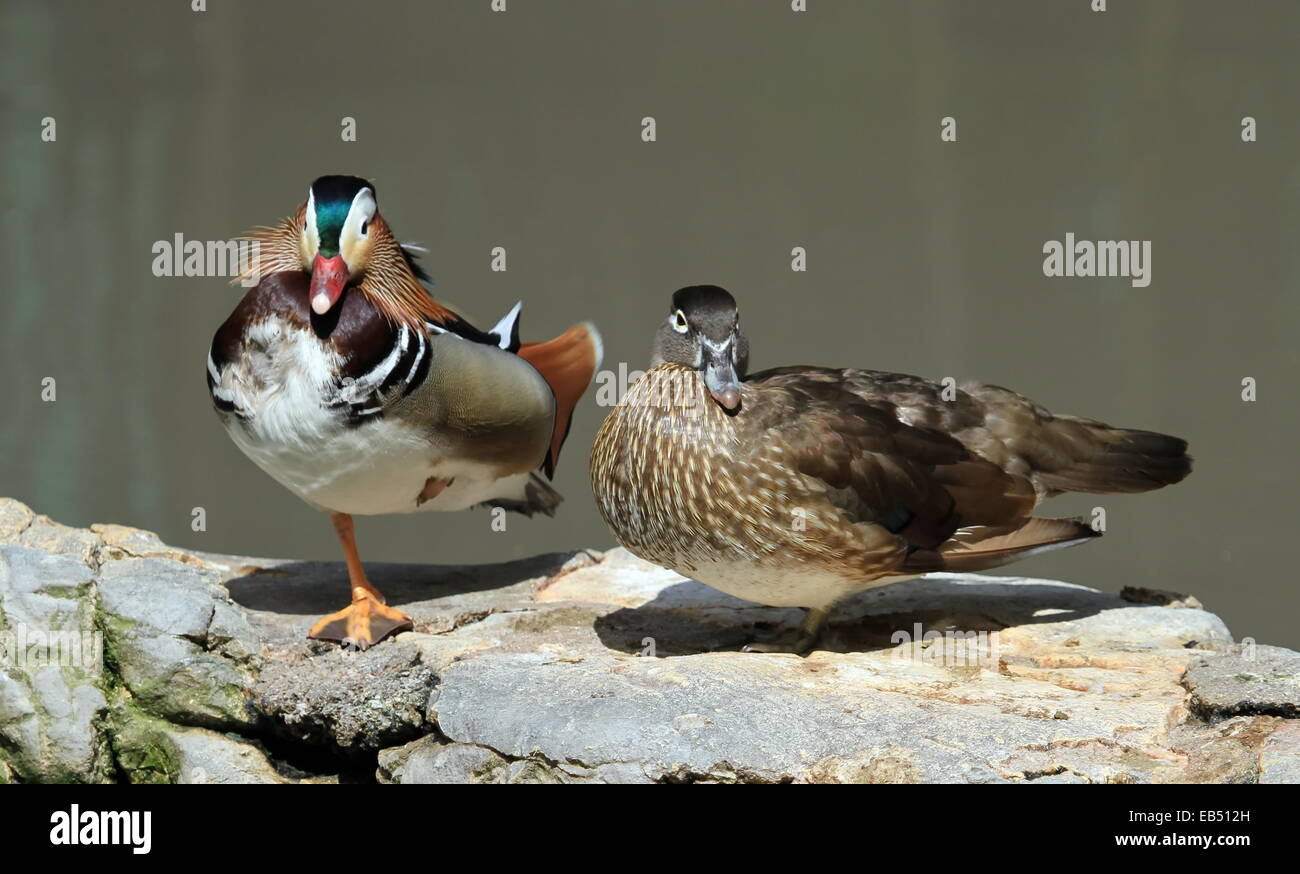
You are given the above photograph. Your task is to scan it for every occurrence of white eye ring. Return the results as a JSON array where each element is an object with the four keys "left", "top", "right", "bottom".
[{"left": 671, "top": 309, "right": 688, "bottom": 333}]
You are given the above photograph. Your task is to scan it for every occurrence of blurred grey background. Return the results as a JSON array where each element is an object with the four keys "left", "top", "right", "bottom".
[{"left": 3, "top": 0, "right": 1297, "bottom": 645}]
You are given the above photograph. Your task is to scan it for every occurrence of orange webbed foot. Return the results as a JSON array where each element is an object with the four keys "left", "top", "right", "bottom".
[{"left": 307, "top": 586, "right": 413, "bottom": 651}]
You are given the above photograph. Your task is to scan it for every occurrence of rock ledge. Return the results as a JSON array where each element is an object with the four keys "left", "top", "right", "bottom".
[{"left": 0, "top": 497, "right": 1295, "bottom": 784}]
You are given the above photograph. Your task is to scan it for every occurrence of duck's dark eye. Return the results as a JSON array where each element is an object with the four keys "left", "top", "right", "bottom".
[
  {"left": 673, "top": 310, "right": 688, "bottom": 333},
  {"left": 360, "top": 220, "right": 369, "bottom": 235}
]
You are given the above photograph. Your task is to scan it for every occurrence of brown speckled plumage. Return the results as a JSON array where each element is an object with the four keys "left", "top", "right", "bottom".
[
  {"left": 589, "top": 286, "right": 1192, "bottom": 650},
  {"left": 592, "top": 364, "right": 911, "bottom": 581}
]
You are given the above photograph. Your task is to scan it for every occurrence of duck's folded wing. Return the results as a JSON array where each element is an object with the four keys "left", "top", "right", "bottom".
[
  {"left": 754, "top": 366, "right": 1191, "bottom": 500},
  {"left": 748, "top": 367, "right": 1122, "bottom": 576},
  {"left": 747, "top": 371, "right": 1037, "bottom": 551}
]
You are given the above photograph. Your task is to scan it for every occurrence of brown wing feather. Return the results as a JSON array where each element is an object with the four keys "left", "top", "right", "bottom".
[
  {"left": 754, "top": 367, "right": 1191, "bottom": 503},
  {"left": 902, "top": 517, "right": 1101, "bottom": 574},
  {"left": 746, "top": 370, "right": 1033, "bottom": 550},
  {"left": 743, "top": 364, "right": 1189, "bottom": 578},
  {"left": 954, "top": 383, "right": 1191, "bottom": 497}
]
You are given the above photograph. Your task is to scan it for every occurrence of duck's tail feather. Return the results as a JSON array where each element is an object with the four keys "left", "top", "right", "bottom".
[{"left": 1035, "top": 423, "right": 1192, "bottom": 495}]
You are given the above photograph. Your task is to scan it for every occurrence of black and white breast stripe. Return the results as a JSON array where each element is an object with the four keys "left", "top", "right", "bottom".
[
  {"left": 206, "top": 300, "right": 525, "bottom": 426},
  {"left": 334, "top": 300, "right": 523, "bottom": 424},
  {"left": 206, "top": 353, "right": 242, "bottom": 417},
  {"left": 330, "top": 324, "right": 431, "bottom": 422}
]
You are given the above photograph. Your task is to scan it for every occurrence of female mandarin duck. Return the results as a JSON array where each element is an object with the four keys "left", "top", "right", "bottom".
[
  {"left": 590, "top": 285, "right": 1191, "bottom": 654},
  {"left": 207, "top": 175, "right": 601, "bottom": 649}
]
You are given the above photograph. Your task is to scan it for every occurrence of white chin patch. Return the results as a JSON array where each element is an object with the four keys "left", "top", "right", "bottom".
[{"left": 311, "top": 293, "right": 332, "bottom": 315}]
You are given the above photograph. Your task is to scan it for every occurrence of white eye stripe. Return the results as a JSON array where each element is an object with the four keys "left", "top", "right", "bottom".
[
  {"left": 671, "top": 309, "right": 689, "bottom": 334},
  {"left": 348, "top": 188, "right": 376, "bottom": 228},
  {"left": 338, "top": 187, "right": 376, "bottom": 262},
  {"left": 303, "top": 190, "right": 320, "bottom": 259},
  {"left": 358, "top": 192, "right": 373, "bottom": 235}
]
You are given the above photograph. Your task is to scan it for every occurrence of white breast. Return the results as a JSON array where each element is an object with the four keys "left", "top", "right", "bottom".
[{"left": 212, "top": 317, "right": 524, "bottom": 516}]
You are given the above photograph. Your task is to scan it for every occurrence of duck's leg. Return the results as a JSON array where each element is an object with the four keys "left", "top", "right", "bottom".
[
  {"left": 307, "top": 513, "right": 413, "bottom": 650},
  {"left": 742, "top": 606, "right": 830, "bottom": 656}
]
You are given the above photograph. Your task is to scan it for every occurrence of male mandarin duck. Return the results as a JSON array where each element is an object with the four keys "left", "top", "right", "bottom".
[
  {"left": 590, "top": 285, "right": 1191, "bottom": 654},
  {"left": 207, "top": 175, "right": 601, "bottom": 649}
]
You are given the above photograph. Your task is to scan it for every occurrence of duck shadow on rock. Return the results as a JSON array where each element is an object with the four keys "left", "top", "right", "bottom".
[
  {"left": 593, "top": 574, "right": 1141, "bottom": 657},
  {"left": 224, "top": 551, "right": 585, "bottom": 616}
]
